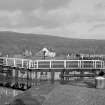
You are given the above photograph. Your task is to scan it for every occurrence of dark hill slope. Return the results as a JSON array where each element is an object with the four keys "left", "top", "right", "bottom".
[{"left": 0, "top": 31, "right": 105, "bottom": 56}]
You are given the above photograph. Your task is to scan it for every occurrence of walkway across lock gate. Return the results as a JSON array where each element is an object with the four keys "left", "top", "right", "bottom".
[
  {"left": 0, "top": 57, "right": 104, "bottom": 70},
  {"left": 0, "top": 57, "right": 105, "bottom": 90}
]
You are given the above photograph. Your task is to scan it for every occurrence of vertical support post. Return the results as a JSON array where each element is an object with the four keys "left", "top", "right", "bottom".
[
  {"left": 60, "top": 69, "right": 65, "bottom": 84},
  {"left": 102, "top": 61, "right": 104, "bottom": 68},
  {"left": 6, "top": 58, "right": 8, "bottom": 66},
  {"left": 15, "top": 68, "right": 19, "bottom": 88},
  {"left": 101, "top": 61, "right": 103, "bottom": 68},
  {"left": 36, "top": 61, "right": 38, "bottom": 69},
  {"left": 14, "top": 58, "right": 16, "bottom": 67},
  {"left": 50, "top": 60, "right": 52, "bottom": 69},
  {"left": 15, "top": 68, "right": 18, "bottom": 79},
  {"left": 65, "top": 70, "right": 69, "bottom": 81},
  {"left": 35, "top": 70, "right": 38, "bottom": 86},
  {"left": 93, "top": 60, "right": 95, "bottom": 69},
  {"left": 27, "top": 69, "right": 29, "bottom": 89},
  {"left": 22, "top": 59, "right": 23, "bottom": 68},
  {"left": 28, "top": 60, "right": 30, "bottom": 69},
  {"left": 29, "top": 70, "right": 32, "bottom": 87},
  {"left": 43, "top": 51, "right": 46, "bottom": 60},
  {"left": 12, "top": 69, "right": 15, "bottom": 86},
  {"left": 51, "top": 69, "right": 55, "bottom": 84},
  {"left": 2, "top": 67, "right": 5, "bottom": 84},
  {"left": 95, "top": 61, "right": 96, "bottom": 69},
  {"left": 79, "top": 60, "right": 81, "bottom": 69},
  {"left": 80, "top": 70, "right": 84, "bottom": 80},
  {"left": 64, "top": 60, "right": 66, "bottom": 68},
  {"left": 31, "top": 71, "right": 33, "bottom": 86}
]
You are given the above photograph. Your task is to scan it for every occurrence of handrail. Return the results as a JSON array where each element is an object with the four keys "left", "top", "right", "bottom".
[{"left": 0, "top": 57, "right": 104, "bottom": 70}]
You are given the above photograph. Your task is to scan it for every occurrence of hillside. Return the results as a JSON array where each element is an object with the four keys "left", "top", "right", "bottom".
[{"left": 0, "top": 31, "right": 105, "bottom": 57}]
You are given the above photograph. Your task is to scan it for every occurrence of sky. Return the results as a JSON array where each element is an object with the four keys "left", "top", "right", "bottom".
[{"left": 0, "top": 0, "right": 105, "bottom": 39}]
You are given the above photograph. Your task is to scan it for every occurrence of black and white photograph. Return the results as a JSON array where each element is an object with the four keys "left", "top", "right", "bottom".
[{"left": 0, "top": 0, "right": 105, "bottom": 105}]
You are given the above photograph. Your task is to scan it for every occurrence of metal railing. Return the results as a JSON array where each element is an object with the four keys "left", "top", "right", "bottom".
[{"left": 0, "top": 57, "right": 104, "bottom": 70}]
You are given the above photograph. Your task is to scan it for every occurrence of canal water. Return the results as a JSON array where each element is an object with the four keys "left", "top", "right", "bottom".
[{"left": 0, "top": 87, "right": 23, "bottom": 105}]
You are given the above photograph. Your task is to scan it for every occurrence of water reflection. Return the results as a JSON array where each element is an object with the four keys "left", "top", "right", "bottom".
[{"left": 0, "top": 87, "right": 23, "bottom": 104}]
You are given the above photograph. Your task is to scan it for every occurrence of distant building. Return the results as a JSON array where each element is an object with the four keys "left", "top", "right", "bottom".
[
  {"left": 42, "top": 47, "right": 56, "bottom": 58},
  {"left": 23, "top": 49, "right": 32, "bottom": 57},
  {"left": 35, "top": 47, "right": 56, "bottom": 59}
]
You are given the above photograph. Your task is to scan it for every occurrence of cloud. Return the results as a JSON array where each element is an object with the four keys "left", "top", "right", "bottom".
[
  {"left": 0, "top": 10, "right": 24, "bottom": 27},
  {"left": 0, "top": 0, "right": 71, "bottom": 28},
  {"left": 0, "top": 0, "right": 40, "bottom": 11},
  {"left": 40, "top": 0, "right": 71, "bottom": 10},
  {"left": 0, "top": 0, "right": 105, "bottom": 39},
  {"left": 95, "top": 0, "right": 105, "bottom": 11},
  {"left": 0, "top": 0, "right": 70, "bottom": 11}
]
